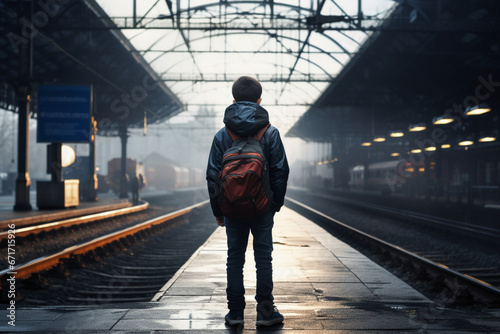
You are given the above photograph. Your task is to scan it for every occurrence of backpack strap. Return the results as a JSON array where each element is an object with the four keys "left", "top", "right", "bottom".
[
  {"left": 226, "top": 123, "right": 270, "bottom": 142},
  {"left": 255, "top": 123, "right": 271, "bottom": 141}
]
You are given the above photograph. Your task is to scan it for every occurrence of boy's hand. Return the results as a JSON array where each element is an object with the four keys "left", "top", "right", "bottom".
[{"left": 216, "top": 216, "right": 225, "bottom": 227}]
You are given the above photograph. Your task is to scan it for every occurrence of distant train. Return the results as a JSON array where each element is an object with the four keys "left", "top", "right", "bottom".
[
  {"left": 64, "top": 154, "right": 205, "bottom": 196},
  {"left": 107, "top": 158, "right": 146, "bottom": 194},
  {"left": 107, "top": 154, "right": 204, "bottom": 193},
  {"left": 292, "top": 145, "right": 500, "bottom": 207},
  {"left": 349, "top": 160, "right": 423, "bottom": 194},
  {"left": 291, "top": 159, "right": 424, "bottom": 194}
]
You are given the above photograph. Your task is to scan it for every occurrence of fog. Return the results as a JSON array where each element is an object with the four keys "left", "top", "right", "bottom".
[{"left": 0, "top": 105, "right": 330, "bottom": 191}]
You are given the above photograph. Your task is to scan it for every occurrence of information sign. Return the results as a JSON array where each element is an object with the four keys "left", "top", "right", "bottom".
[{"left": 37, "top": 85, "right": 92, "bottom": 143}]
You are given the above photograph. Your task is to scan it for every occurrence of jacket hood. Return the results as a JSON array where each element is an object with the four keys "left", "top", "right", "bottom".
[{"left": 223, "top": 101, "right": 269, "bottom": 137}]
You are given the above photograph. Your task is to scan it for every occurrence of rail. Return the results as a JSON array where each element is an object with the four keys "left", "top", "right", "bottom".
[
  {"left": 0, "top": 200, "right": 209, "bottom": 281},
  {"left": 286, "top": 197, "right": 500, "bottom": 305},
  {"left": 0, "top": 202, "right": 150, "bottom": 240},
  {"left": 305, "top": 191, "right": 500, "bottom": 240}
]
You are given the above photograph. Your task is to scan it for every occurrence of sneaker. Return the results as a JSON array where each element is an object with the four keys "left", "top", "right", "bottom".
[
  {"left": 225, "top": 309, "right": 244, "bottom": 326},
  {"left": 256, "top": 304, "right": 284, "bottom": 327}
]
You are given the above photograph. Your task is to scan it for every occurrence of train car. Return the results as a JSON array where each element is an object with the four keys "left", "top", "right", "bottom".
[
  {"left": 349, "top": 165, "right": 365, "bottom": 190},
  {"left": 174, "top": 166, "right": 190, "bottom": 189},
  {"left": 142, "top": 153, "right": 201, "bottom": 190},
  {"left": 107, "top": 157, "right": 145, "bottom": 194},
  {"left": 292, "top": 145, "right": 499, "bottom": 208},
  {"left": 189, "top": 167, "right": 204, "bottom": 188},
  {"left": 349, "top": 160, "right": 422, "bottom": 194}
]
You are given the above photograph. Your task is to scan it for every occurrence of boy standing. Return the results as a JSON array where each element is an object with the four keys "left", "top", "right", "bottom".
[{"left": 206, "top": 76, "right": 289, "bottom": 327}]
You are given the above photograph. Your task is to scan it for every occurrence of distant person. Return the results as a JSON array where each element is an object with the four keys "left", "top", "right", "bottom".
[
  {"left": 139, "top": 173, "right": 146, "bottom": 191},
  {"left": 130, "top": 174, "right": 139, "bottom": 204},
  {"left": 206, "top": 76, "right": 289, "bottom": 327}
]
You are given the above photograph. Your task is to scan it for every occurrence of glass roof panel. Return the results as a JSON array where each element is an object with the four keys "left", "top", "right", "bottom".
[{"left": 96, "top": 0, "right": 394, "bottom": 133}]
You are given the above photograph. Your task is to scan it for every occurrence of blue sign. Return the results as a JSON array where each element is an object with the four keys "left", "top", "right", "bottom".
[{"left": 37, "top": 85, "right": 92, "bottom": 143}]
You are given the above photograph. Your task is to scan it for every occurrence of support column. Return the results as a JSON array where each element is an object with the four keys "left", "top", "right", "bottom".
[
  {"left": 119, "top": 124, "right": 129, "bottom": 199},
  {"left": 87, "top": 117, "right": 98, "bottom": 201},
  {"left": 14, "top": 1, "right": 33, "bottom": 211},
  {"left": 49, "top": 143, "right": 62, "bottom": 182},
  {"left": 466, "top": 148, "right": 477, "bottom": 219},
  {"left": 14, "top": 85, "right": 32, "bottom": 211}
]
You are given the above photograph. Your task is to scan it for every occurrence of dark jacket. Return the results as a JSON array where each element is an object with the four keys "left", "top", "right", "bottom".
[{"left": 206, "top": 101, "right": 289, "bottom": 217}]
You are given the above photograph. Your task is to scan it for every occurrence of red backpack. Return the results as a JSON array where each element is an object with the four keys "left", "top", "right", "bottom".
[{"left": 218, "top": 124, "right": 273, "bottom": 219}]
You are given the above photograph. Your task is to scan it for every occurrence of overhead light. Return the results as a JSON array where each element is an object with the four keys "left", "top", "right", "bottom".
[
  {"left": 409, "top": 123, "right": 426, "bottom": 132},
  {"left": 391, "top": 152, "right": 400, "bottom": 157},
  {"left": 411, "top": 149, "right": 422, "bottom": 153},
  {"left": 465, "top": 103, "right": 491, "bottom": 116},
  {"left": 425, "top": 146, "right": 436, "bottom": 151},
  {"left": 373, "top": 135, "right": 386, "bottom": 142},
  {"left": 390, "top": 131, "right": 404, "bottom": 137},
  {"left": 441, "top": 144, "right": 451, "bottom": 149},
  {"left": 458, "top": 140, "right": 474, "bottom": 146},
  {"left": 478, "top": 136, "right": 496, "bottom": 143},
  {"left": 361, "top": 142, "right": 372, "bottom": 147},
  {"left": 432, "top": 115, "right": 454, "bottom": 125}
]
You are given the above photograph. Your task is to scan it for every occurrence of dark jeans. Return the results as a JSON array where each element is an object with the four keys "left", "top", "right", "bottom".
[{"left": 224, "top": 210, "right": 275, "bottom": 311}]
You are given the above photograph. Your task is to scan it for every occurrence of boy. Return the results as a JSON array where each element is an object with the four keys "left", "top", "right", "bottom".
[{"left": 206, "top": 76, "right": 289, "bottom": 327}]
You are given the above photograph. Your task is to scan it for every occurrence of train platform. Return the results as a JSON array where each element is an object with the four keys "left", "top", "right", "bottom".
[
  {"left": 1, "top": 206, "right": 500, "bottom": 332},
  {"left": 0, "top": 192, "right": 132, "bottom": 230}
]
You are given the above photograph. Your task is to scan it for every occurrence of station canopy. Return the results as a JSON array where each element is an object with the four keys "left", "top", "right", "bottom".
[
  {"left": 4, "top": 1, "right": 495, "bottom": 143},
  {"left": 0, "top": 0, "right": 183, "bottom": 136},
  {"left": 92, "top": 0, "right": 395, "bottom": 133},
  {"left": 287, "top": 0, "right": 500, "bottom": 144}
]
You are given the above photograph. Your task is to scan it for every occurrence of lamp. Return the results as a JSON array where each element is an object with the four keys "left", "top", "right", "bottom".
[
  {"left": 373, "top": 135, "right": 386, "bottom": 142},
  {"left": 432, "top": 114, "right": 454, "bottom": 125},
  {"left": 441, "top": 144, "right": 451, "bottom": 149},
  {"left": 411, "top": 149, "right": 422, "bottom": 153},
  {"left": 391, "top": 152, "right": 400, "bottom": 157},
  {"left": 425, "top": 146, "right": 436, "bottom": 151},
  {"left": 465, "top": 103, "right": 491, "bottom": 116},
  {"left": 458, "top": 140, "right": 474, "bottom": 146},
  {"left": 61, "top": 145, "right": 76, "bottom": 167},
  {"left": 361, "top": 142, "right": 372, "bottom": 147},
  {"left": 409, "top": 123, "right": 426, "bottom": 132},
  {"left": 390, "top": 130, "right": 404, "bottom": 137},
  {"left": 478, "top": 135, "right": 496, "bottom": 143}
]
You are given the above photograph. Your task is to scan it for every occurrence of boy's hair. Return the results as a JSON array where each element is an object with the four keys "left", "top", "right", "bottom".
[{"left": 232, "top": 76, "right": 262, "bottom": 103}]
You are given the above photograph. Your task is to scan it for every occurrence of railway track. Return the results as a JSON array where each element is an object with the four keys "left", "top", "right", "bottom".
[
  {"left": 309, "top": 190, "right": 500, "bottom": 290},
  {"left": 286, "top": 197, "right": 500, "bottom": 307},
  {"left": 5, "top": 188, "right": 498, "bottom": 306},
  {"left": 0, "top": 198, "right": 213, "bottom": 304},
  {"left": 301, "top": 190, "right": 500, "bottom": 240},
  {"left": 319, "top": 192, "right": 500, "bottom": 286},
  {"left": 0, "top": 201, "right": 149, "bottom": 240}
]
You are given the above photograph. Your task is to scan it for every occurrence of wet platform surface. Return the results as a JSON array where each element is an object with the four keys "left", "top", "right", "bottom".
[{"left": 1, "top": 206, "right": 499, "bottom": 332}]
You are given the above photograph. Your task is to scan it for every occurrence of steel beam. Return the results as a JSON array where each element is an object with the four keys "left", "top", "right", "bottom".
[{"left": 159, "top": 73, "right": 331, "bottom": 82}]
